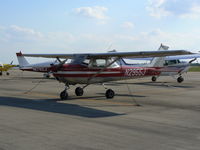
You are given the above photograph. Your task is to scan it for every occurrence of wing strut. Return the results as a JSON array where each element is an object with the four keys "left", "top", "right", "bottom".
[{"left": 189, "top": 58, "right": 197, "bottom": 64}]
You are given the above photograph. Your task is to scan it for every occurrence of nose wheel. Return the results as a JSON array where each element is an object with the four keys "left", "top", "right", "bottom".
[
  {"left": 60, "top": 90, "right": 68, "bottom": 100},
  {"left": 60, "top": 84, "right": 70, "bottom": 100},
  {"left": 105, "top": 89, "right": 115, "bottom": 99}
]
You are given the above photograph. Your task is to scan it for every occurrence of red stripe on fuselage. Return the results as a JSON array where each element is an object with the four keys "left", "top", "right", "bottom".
[{"left": 53, "top": 66, "right": 161, "bottom": 78}]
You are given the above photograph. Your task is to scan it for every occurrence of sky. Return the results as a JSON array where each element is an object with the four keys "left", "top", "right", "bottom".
[{"left": 0, "top": 0, "right": 200, "bottom": 63}]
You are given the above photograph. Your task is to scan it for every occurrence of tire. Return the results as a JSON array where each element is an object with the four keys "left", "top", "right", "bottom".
[
  {"left": 75, "top": 87, "right": 84, "bottom": 96},
  {"left": 45, "top": 74, "right": 50, "bottom": 78},
  {"left": 151, "top": 76, "right": 157, "bottom": 82},
  {"left": 60, "top": 90, "right": 68, "bottom": 100},
  {"left": 177, "top": 76, "right": 184, "bottom": 83},
  {"left": 105, "top": 89, "right": 115, "bottom": 99},
  {"left": 6, "top": 72, "right": 10, "bottom": 76}
]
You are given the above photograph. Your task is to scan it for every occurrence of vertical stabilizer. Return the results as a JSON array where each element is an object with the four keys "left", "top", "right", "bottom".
[
  {"left": 16, "top": 52, "right": 30, "bottom": 67},
  {"left": 149, "top": 44, "right": 169, "bottom": 67}
]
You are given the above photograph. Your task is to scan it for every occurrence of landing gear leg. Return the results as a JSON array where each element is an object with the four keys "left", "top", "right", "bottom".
[
  {"left": 177, "top": 76, "right": 184, "bottom": 83},
  {"left": 60, "top": 84, "right": 69, "bottom": 100}
]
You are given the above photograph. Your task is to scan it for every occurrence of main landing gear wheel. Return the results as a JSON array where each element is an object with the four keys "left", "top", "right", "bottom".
[
  {"left": 0, "top": 72, "right": 2, "bottom": 76},
  {"left": 6, "top": 72, "right": 10, "bottom": 76},
  {"left": 75, "top": 87, "right": 84, "bottom": 96},
  {"left": 60, "top": 90, "right": 68, "bottom": 100},
  {"left": 105, "top": 89, "right": 115, "bottom": 99},
  {"left": 151, "top": 76, "right": 157, "bottom": 82},
  {"left": 177, "top": 76, "right": 184, "bottom": 83}
]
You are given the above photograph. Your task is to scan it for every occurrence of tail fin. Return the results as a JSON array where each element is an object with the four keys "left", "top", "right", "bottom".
[
  {"left": 149, "top": 44, "right": 169, "bottom": 67},
  {"left": 16, "top": 51, "right": 30, "bottom": 67}
]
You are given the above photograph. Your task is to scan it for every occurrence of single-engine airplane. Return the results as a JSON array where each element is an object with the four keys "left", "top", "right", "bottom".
[
  {"left": 122, "top": 44, "right": 200, "bottom": 83},
  {"left": 150, "top": 55, "right": 199, "bottom": 83},
  {"left": 0, "top": 61, "right": 16, "bottom": 76},
  {"left": 17, "top": 49, "right": 192, "bottom": 100}
]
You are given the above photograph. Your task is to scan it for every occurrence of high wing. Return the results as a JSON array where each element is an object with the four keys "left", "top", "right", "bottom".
[
  {"left": 165, "top": 54, "right": 200, "bottom": 60},
  {"left": 127, "top": 53, "right": 200, "bottom": 61},
  {"left": 20, "top": 50, "right": 192, "bottom": 59}
]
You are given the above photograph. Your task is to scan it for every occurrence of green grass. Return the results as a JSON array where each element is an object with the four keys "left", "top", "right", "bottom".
[{"left": 189, "top": 66, "right": 200, "bottom": 72}]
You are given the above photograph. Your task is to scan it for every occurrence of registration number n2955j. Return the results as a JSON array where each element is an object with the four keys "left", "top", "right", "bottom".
[{"left": 125, "top": 68, "right": 146, "bottom": 76}]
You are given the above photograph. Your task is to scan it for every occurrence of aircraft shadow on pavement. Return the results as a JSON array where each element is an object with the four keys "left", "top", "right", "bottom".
[{"left": 0, "top": 96, "right": 123, "bottom": 118}]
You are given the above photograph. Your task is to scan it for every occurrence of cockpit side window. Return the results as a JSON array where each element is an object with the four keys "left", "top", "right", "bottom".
[
  {"left": 164, "top": 59, "right": 180, "bottom": 66},
  {"left": 91, "top": 59, "right": 106, "bottom": 67},
  {"left": 88, "top": 58, "right": 119, "bottom": 68}
]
